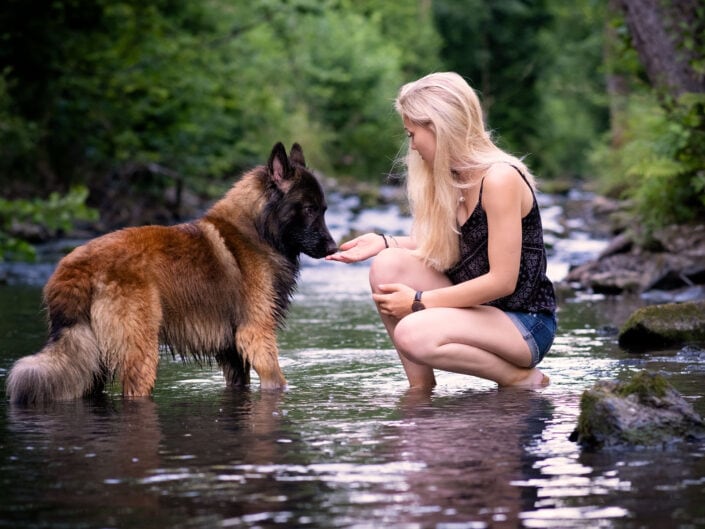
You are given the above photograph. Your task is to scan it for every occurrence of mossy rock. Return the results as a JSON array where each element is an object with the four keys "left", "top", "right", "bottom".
[
  {"left": 618, "top": 301, "right": 705, "bottom": 351},
  {"left": 570, "top": 371, "right": 705, "bottom": 451}
]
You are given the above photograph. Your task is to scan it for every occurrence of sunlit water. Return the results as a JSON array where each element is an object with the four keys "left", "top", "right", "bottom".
[{"left": 1, "top": 191, "right": 704, "bottom": 529}]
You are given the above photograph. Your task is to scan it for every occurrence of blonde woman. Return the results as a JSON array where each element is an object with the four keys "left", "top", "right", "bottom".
[{"left": 327, "top": 72, "right": 556, "bottom": 389}]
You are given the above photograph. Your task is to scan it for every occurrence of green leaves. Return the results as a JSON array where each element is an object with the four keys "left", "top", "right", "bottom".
[
  {"left": 593, "top": 93, "right": 705, "bottom": 231},
  {"left": 1, "top": 0, "right": 436, "bottom": 193},
  {"left": 0, "top": 187, "right": 98, "bottom": 262}
]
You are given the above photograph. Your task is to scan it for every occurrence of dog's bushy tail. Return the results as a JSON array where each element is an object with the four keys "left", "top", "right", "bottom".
[{"left": 6, "top": 324, "right": 103, "bottom": 404}]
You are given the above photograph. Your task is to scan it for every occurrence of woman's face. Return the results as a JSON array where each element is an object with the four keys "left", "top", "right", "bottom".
[{"left": 403, "top": 117, "right": 436, "bottom": 166}]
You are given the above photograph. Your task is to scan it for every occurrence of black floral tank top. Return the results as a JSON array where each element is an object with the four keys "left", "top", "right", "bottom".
[{"left": 445, "top": 167, "right": 556, "bottom": 314}]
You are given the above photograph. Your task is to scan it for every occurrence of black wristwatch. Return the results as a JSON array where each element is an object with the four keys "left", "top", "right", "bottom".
[{"left": 411, "top": 291, "right": 426, "bottom": 312}]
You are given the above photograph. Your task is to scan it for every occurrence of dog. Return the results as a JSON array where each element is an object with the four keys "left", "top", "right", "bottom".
[{"left": 6, "top": 142, "right": 338, "bottom": 404}]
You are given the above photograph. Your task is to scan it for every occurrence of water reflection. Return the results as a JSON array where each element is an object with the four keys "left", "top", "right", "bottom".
[
  {"left": 4, "top": 398, "right": 163, "bottom": 526},
  {"left": 2, "top": 389, "right": 307, "bottom": 528},
  {"left": 378, "top": 388, "right": 555, "bottom": 527},
  {"left": 7, "top": 399, "right": 161, "bottom": 470}
]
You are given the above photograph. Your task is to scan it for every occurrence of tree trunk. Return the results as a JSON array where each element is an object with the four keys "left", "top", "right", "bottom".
[{"left": 617, "top": 0, "right": 704, "bottom": 97}]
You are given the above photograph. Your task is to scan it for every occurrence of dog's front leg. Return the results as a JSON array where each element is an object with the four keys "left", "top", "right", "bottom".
[{"left": 235, "top": 324, "right": 287, "bottom": 390}]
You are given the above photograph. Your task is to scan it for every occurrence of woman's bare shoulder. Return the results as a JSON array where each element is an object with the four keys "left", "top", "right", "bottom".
[{"left": 483, "top": 163, "right": 523, "bottom": 191}]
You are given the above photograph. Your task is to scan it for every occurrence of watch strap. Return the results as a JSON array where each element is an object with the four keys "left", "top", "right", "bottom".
[{"left": 411, "top": 290, "right": 426, "bottom": 312}]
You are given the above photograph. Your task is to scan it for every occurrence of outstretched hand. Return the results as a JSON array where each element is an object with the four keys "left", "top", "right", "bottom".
[
  {"left": 325, "top": 232, "right": 386, "bottom": 264},
  {"left": 372, "top": 283, "right": 416, "bottom": 320}
]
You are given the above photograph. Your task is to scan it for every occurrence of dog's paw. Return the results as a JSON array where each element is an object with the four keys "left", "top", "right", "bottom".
[{"left": 259, "top": 376, "right": 287, "bottom": 391}]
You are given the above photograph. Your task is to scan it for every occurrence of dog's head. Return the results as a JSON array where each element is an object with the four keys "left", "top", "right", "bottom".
[{"left": 260, "top": 142, "right": 338, "bottom": 260}]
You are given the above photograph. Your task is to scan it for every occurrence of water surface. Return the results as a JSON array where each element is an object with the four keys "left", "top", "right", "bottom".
[{"left": 1, "top": 193, "right": 704, "bottom": 529}]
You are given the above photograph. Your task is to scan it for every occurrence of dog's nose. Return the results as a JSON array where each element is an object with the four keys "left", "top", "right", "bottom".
[{"left": 325, "top": 241, "right": 339, "bottom": 256}]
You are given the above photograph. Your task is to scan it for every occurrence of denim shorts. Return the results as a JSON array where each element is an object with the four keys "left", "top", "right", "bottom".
[{"left": 505, "top": 311, "right": 557, "bottom": 368}]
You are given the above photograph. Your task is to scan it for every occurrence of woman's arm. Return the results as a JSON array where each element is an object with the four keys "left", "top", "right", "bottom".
[
  {"left": 374, "top": 166, "right": 525, "bottom": 317},
  {"left": 427, "top": 165, "right": 523, "bottom": 307},
  {"left": 326, "top": 233, "right": 415, "bottom": 263}
]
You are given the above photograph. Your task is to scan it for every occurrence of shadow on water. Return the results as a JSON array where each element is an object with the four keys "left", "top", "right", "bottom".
[{"left": 1, "top": 191, "right": 705, "bottom": 528}]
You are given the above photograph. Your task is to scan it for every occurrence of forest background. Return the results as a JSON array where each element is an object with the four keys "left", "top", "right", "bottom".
[{"left": 0, "top": 0, "right": 703, "bottom": 261}]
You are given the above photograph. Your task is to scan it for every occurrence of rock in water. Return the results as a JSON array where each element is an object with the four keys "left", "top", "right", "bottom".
[
  {"left": 570, "top": 370, "right": 705, "bottom": 450},
  {"left": 618, "top": 301, "right": 705, "bottom": 351}
]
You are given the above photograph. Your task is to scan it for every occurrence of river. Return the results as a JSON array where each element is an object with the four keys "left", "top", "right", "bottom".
[{"left": 0, "top": 189, "right": 703, "bottom": 529}]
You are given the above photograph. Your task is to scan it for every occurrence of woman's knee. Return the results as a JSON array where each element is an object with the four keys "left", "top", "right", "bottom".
[
  {"left": 369, "top": 248, "right": 412, "bottom": 290},
  {"left": 393, "top": 315, "right": 430, "bottom": 363},
  {"left": 369, "top": 249, "right": 450, "bottom": 292}
]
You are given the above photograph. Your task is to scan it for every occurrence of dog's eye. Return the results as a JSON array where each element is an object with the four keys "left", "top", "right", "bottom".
[{"left": 302, "top": 205, "right": 317, "bottom": 216}]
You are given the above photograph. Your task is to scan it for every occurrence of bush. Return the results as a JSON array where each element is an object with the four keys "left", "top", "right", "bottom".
[
  {"left": 592, "top": 93, "right": 705, "bottom": 232},
  {"left": 0, "top": 187, "right": 98, "bottom": 262}
]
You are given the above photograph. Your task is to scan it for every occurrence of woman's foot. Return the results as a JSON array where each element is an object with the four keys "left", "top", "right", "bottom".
[{"left": 502, "top": 368, "right": 550, "bottom": 389}]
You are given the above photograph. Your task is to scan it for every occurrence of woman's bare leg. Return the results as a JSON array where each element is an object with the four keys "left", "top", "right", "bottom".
[
  {"left": 369, "top": 248, "right": 548, "bottom": 388},
  {"left": 369, "top": 248, "right": 451, "bottom": 388},
  {"left": 394, "top": 306, "right": 548, "bottom": 387}
]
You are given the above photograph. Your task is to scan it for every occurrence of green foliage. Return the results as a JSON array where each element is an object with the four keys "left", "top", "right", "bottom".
[
  {"left": 287, "top": 9, "right": 403, "bottom": 178},
  {"left": 11, "top": 0, "right": 703, "bottom": 257},
  {"left": 0, "top": 73, "right": 40, "bottom": 186},
  {"left": 0, "top": 235, "right": 35, "bottom": 263},
  {"left": 0, "top": 187, "right": 98, "bottom": 262},
  {"left": 591, "top": 3, "right": 705, "bottom": 231},
  {"left": 592, "top": 90, "right": 705, "bottom": 232},
  {"left": 0, "top": 0, "right": 439, "bottom": 197},
  {"left": 345, "top": 0, "right": 442, "bottom": 78},
  {"left": 433, "top": 0, "right": 551, "bottom": 157},
  {"left": 532, "top": 0, "right": 609, "bottom": 179}
]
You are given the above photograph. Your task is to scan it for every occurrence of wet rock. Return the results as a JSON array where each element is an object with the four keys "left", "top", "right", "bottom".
[
  {"left": 618, "top": 301, "right": 705, "bottom": 351},
  {"left": 570, "top": 371, "right": 705, "bottom": 450},
  {"left": 653, "top": 224, "right": 705, "bottom": 260},
  {"left": 676, "top": 344, "right": 705, "bottom": 362},
  {"left": 564, "top": 223, "right": 705, "bottom": 298},
  {"left": 597, "top": 232, "right": 632, "bottom": 259}
]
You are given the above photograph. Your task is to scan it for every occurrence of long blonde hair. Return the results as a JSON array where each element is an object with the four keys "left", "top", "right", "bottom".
[{"left": 395, "top": 72, "right": 535, "bottom": 271}]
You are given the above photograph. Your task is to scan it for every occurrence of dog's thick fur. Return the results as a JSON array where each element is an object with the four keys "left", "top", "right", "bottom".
[{"left": 6, "top": 143, "right": 337, "bottom": 404}]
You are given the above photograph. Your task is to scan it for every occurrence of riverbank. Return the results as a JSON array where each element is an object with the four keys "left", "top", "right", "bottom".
[{"left": 564, "top": 219, "right": 705, "bottom": 302}]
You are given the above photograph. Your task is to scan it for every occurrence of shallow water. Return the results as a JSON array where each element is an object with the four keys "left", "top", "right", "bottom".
[{"left": 1, "top": 192, "right": 705, "bottom": 529}]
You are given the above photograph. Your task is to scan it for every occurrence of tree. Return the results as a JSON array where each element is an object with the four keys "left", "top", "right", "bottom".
[
  {"left": 0, "top": 0, "right": 442, "bottom": 197},
  {"left": 0, "top": 0, "right": 446, "bottom": 259},
  {"left": 616, "top": 0, "right": 704, "bottom": 98},
  {"left": 594, "top": 0, "right": 705, "bottom": 230}
]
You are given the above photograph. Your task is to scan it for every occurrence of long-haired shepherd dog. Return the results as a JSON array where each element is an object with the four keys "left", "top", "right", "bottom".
[{"left": 6, "top": 142, "right": 338, "bottom": 404}]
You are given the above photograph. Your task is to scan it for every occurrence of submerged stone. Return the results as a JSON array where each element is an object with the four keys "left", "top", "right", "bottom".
[
  {"left": 570, "top": 370, "right": 705, "bottom": 451},
  {"left": 618, "top": 300, "right": 705, "bottom": 351}
]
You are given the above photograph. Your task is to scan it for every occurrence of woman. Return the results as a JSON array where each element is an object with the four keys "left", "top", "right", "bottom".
[{"left": 327, "top": 72, "right": 556, "bottom": 389}]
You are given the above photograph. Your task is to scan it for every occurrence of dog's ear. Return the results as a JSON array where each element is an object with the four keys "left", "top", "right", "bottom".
[
  {"left": 289, "top": 143, "right": 306, "bottom": 167},
  {"left": 268, "top": 142, "right": 293, "bottom": 192}
]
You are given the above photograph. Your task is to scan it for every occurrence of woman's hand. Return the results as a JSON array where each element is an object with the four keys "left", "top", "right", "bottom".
[
  {"left": 372, "top": 283, "right": 416, "bottom": 319},
  {"left": 325, "top": 232, "right": 387, "bottom": 263}
]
